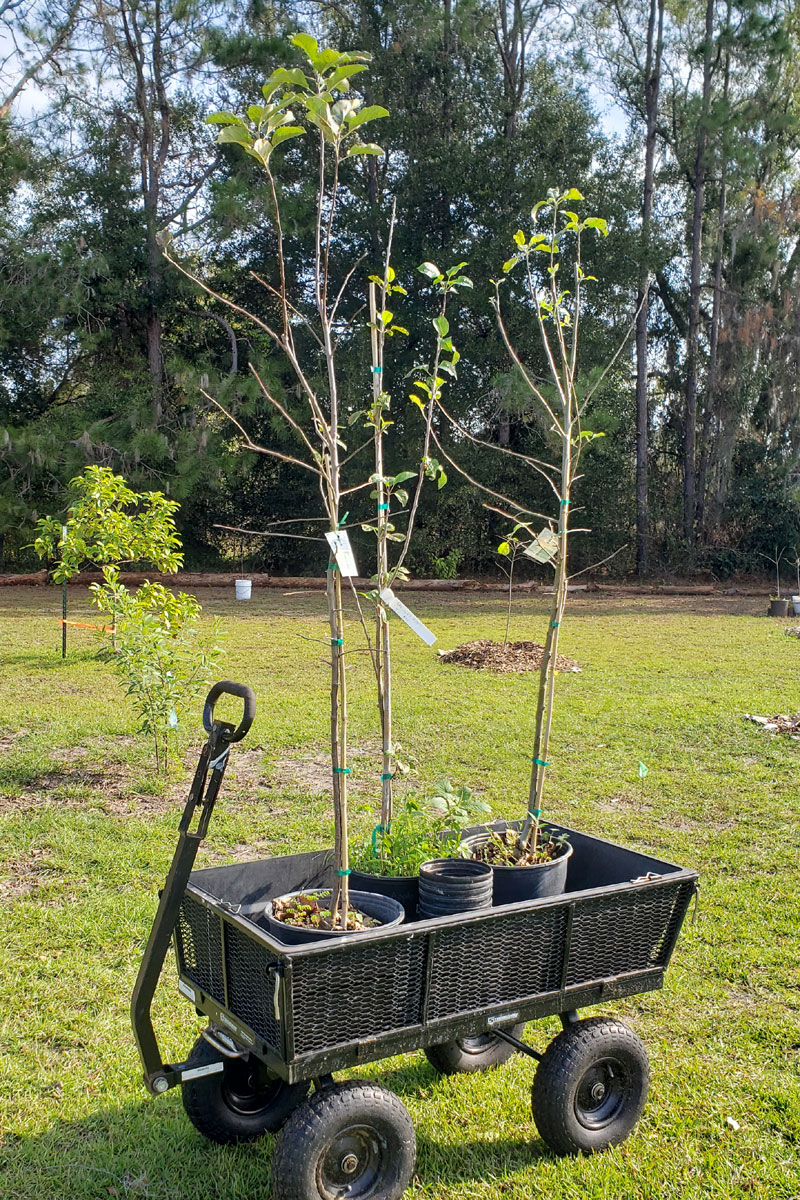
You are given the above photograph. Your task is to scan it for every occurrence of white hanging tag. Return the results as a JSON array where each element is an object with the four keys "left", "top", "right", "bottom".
[
  {"left": 325, "top": 530, "right": 359, "bottom": 577},
  {"left": 523, "top": 527, "right": 560, "bottom": 563},
  {"left": 379, "top": 587, "right": 437, "bottom": 646}
]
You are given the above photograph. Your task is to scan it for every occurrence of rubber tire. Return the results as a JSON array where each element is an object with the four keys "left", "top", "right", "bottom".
[
  {"left": 424, "top": 1022, "right": 526, "bottom": 1074},
  {"left": 531, "top": 1017, "right": 650, "bottom": 1156},
  {"left": 271, "top": 1080, "right": 416, "bottom": 1200},
  {"left": 181, "top": 1035, "right": 310, "bottom": 1144}
]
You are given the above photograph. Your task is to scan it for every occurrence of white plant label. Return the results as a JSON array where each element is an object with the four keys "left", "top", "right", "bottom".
[
  {"left": 325, "top": 530, "right": 359, "bottom": 577},
  {"left": 379, "top": 587, "right": 437, "bottom": 646},
  {"left": 523, "top": 527, "right": 560, "bottom": 564}
]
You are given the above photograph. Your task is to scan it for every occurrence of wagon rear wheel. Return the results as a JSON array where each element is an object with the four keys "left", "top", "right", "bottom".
[
  {"left": 181, "top": 1035, "right": 309, "bottom": 1144},
  {"left": 531, "top": 1017, "right": 649, "bottom": 1155},
  {"left": 271, "top": 1080, "right": 416, "bottom": 1200},
  {"left": 424, "top": 1022, "right": 526, "bottom": 1074}
]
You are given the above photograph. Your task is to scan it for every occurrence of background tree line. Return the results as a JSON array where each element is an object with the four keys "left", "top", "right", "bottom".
[{"left": 1, "top": 0, "right": 799, "bottom": 579}]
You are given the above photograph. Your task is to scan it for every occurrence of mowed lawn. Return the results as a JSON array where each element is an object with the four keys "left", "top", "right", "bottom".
[{"left": 1, "top": 584, "right": 798, "bottom": 1200}]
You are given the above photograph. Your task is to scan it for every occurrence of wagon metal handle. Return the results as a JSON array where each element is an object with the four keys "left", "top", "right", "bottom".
[{"left": 202, "top": 680, "right": 256, "bottom": 742}]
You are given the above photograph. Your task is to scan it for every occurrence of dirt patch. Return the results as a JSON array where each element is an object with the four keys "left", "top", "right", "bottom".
[
  {"left": 0, "top": 848, "right": 61, "bottom": 898},
  {"left": 0, "top": 729, "right": 29, "bottom": 753},
  {"left": 438, "top": 640, "right": 581, "bottom": 674},
  {"left": 266, "top": 739, "right": 389, "bottom": 799}
]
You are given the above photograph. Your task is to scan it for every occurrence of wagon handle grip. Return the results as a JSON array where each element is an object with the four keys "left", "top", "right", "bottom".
[{"left": 202, "top": 680, "right": 256, "bottom": 742}]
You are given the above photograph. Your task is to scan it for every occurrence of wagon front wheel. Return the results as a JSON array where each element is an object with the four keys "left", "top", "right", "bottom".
[
  {"left": 424, "top": 1021, "right": 527, "bottom": 1074},
  {"left": 181, "top": 1035, "right": 310, "bottom": 1144},
  {"left": 531, "top": 1017, "right": 650, "bottom": 1155},
  {"left": 271, "top": 1080, "right": 416, "bottom": 1200}
]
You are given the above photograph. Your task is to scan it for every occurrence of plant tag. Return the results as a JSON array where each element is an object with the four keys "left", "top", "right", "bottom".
[
  {"left": 379, "top": 587, "right": 437, "bottom": 646},
  {"left": 523, "top": 527, "right": 560, "bottom": 563},
  {"left": 325, "top": 530, "right": 359, "bottom": 577}
]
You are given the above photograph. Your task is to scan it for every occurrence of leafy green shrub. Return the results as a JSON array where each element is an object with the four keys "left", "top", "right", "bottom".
[
  {"left": 351, "top": 779, "right": 490, "bottom": 877},
  {"left": 431, "top": 549, "right": 462, "bottom": 579},
  {"left": 92, "top": 575, "right": 222, "bottom": 773}
]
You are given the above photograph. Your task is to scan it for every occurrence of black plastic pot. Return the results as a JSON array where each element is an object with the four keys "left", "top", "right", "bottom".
[
  {"left": 418, "top": 858, "right": 493, "bottom": 918},
  {"left": 464, "top": 831, "right": 573, "bottom": 906},
  {"left": 349, "top": 870, "right": 419, "bottom": 919},
  {"left": 261, "top": 889, "right": 405, "bottom": 946},
  {"left": 768, "top": 598, "right": 790, "bottom": 617}
]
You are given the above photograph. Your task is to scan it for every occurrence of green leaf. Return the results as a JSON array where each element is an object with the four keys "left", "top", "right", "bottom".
[
  {"left": 247, "top": 104, "right": 265, "bottom": 124},
  {"left": 418, "top": 261, "right": 441, "bottom": 280},
  {"left": 392, "top": 471, "right": 417, "bottom": 484},
  {"left": 564, "top": 187, "right": 584, "bottom": 200},
  {"left": 502, "top": 256, "right": 519, "bottom": 274},
  {"left": 271, "top": 125, "right": 305, "bottom": 149},
  {"left": 326, "top": 63, "right": 368, "bottom": 90},
  {"left": 513, "top": 229, "right": 526, "bottom": 247},
  {"left": 497, "top": 541, "right": 511, "bottom": 555},
  {"left": 346, "top": 104, "right": 390, "bottom": 130},
  {"left": 438, "top": 360, "right": 457, "bottom": 378},
  {"left": 217, "top": 126, "right": 252, "bottom": 146},
  {"left": 433, "top": 315, "right": 449, "bottom": 337},
  {"left": 291, "top": 31, "right": 319, "bottom": 60},
  {"left": 206, "top": 111, "right": 245, "bottom": 126},
  {"left": 437, "top": 468, "right": 447, "bottom": 489},
  {"left": 267, "top": 66, "right": 309, "bottom": 90},
  {"left": 583, "top": 216, "right": 609, "bottom": 235},
  {"left": 346, "top": 142, "right": 384, "bottom": 157},
  {"left": 316, "top": 48, "right": 345, "bottom": 71}
]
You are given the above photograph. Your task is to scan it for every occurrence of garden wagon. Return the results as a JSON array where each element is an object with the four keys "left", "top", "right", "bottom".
[{"left": 132, "top": 682, "right": 698, "bottom": 1200}]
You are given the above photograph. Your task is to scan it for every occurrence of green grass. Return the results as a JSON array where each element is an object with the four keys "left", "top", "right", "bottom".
[{"left": 1, "top": 584, "right": 799, "bottom": 1199}]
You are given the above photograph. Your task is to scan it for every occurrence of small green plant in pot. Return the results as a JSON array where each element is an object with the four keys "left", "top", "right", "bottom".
[{"left": 350, "top": 780, "right": 491, "bottom": 916}]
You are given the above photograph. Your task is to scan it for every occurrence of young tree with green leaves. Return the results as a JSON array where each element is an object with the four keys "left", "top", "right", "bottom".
[{"left": 492, "top": 187, "right": 610, "bottom": 859}]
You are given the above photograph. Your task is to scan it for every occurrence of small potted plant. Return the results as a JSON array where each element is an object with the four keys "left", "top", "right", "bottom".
[
  {"left": 762, "top": 545, "right": 789, "bottom": 617},
  {"left": 350, "top": 781, "right": 492, "bottom": 916}
]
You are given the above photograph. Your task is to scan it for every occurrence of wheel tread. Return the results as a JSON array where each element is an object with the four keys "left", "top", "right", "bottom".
[
  {"left": 271, "top": 1080, "right": 416, "bottom": 1200},
  {"left": 532, "top": 1017, "right": 649, "bottom": 1156}
]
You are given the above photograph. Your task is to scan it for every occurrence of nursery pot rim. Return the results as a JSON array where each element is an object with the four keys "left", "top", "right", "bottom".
[
  {"left": 264, "top": 888, "right": 405, "bottom": 939},
  {"left": 463, "top": 828, "right": 574, "bottom": 872}
]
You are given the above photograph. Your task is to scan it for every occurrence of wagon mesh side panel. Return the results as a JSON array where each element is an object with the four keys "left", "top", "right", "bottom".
[
  {"left": 290, "top": 935, "right": 427, "bottom": 1055},
  {"left": 176, "top": 896, "right": 224, "bottom": 1003},
  {"left": 224, "top": 923, "right": 282, "bottom": 1052},
  {"left": 426, "top": 906, "right": 568, "bottom": 1021},
  {"left": 566, "top": 881, "right": 693, "bottom": 986}
]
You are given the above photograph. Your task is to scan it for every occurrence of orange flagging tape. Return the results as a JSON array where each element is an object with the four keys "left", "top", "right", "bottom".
[{"left": 59, "top": 619, "right": 116, "bottom": 632}]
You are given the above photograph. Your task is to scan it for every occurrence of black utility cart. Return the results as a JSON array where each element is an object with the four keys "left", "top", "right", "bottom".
[{"left": 132, "top": 683, "right": 698, "bottom": 1200}]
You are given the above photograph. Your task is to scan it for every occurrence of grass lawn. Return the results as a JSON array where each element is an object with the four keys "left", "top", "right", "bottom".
[{"left": 1, "top": 584, "right": 799, "bottom": 1199}]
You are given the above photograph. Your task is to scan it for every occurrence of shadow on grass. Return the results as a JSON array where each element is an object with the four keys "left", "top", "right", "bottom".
[{"left": 2, "top": 1093, "right": 549, "bottom": 1200}]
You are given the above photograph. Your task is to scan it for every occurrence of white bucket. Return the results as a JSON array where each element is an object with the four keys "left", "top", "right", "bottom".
[
  {"left": 792, "top": 595, "right": 800, "bottom": 615},
  {"left": 235, "top": 578, "right": 252, "bottom": 601}
]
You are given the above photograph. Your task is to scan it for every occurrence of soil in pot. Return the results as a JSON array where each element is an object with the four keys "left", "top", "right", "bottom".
[
  {"left": 262, "top": 889, "right": 405, "bottom": 946},
  {"left": 418, "top": 858, "right": 493, "bottom": 919},
  {"left": 465, "top": 826, "right": 573, "bottom": 906},
  {"left": 349, "top": 870, "right": 419, "bottom": 919}
]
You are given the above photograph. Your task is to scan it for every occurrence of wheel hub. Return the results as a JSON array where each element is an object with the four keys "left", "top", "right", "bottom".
[
  {"left": 575, "top": 1058, "right": 627, "bottom": 1130},
  {"left": 319, "top": 1124, "right": 385, "bottom": 1199}
]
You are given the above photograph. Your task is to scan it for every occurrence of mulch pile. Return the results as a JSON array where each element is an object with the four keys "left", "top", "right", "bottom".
[
  {"left": 744, "top": 712, "right": 800, "bottom": 737},
  {"left": 438, "top": 639, "right": 581, "bottom": 674}
]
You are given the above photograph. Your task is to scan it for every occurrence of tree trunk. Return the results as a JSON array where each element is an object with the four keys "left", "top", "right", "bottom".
[
  {"left": 683, "top": 0, "right": 715, "bottom": 549},
  {"left": 635, "top": 0, "right": 664, "bottom": 577}
]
